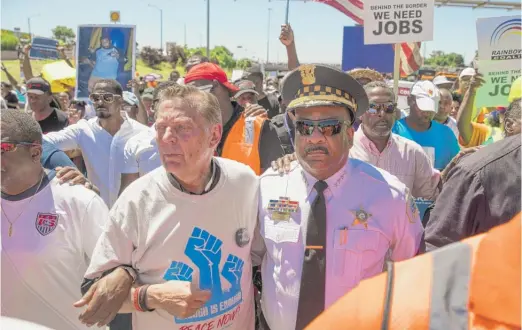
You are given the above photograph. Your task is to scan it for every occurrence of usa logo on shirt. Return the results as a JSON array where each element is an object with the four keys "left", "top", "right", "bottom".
[{"left": 35, "top": 213, "right": 59, "bottom": 236}]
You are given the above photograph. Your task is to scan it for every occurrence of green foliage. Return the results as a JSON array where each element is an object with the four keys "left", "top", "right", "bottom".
[
  {"left": 140, "top": 46, "right": 165, "bottom": 69},
  {"left": 424, "top": 51, "right": 465, "bottom": 68},
  {"left": 166, "top": 44, "right": 187, "bottom": 68},
  {"left": 236, "top": 58, "right": 252, "bottom": 69},
  {"left": 1, "top": 32, "right": 18, "bottom": 50},
  {"left": 51, "top": 26, "right": 75, "bottom": 45},
  {"left": 182, "top": 46, "right": 237, "bottom": 69}
]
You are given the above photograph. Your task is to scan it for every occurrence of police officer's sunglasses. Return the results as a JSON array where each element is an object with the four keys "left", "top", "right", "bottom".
[
  {"left": 367, "top": 102, "right": 396, "bottom": 115},
  {"left": 1, "top": 141, "right": 40, "bottom": 154},
  {"left": 295, "top": 119, "right": 349, "bottom": 137},
  {"left": 89, "top": 93, "right": 121, "bottom": 104}
]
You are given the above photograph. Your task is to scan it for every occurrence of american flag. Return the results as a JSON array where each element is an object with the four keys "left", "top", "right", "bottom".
[{"left": 316, "top": 0, "right": 423, "bottom": 76}]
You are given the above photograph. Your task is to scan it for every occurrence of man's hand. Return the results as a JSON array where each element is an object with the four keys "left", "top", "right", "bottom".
[
  {"left": 271, "top": 152, "right": 297, "bottom": 174},
  {"left": 279, "top": 24, "right": 295, "bottom": 47},
  {"left": 441, "top": 147, "right": 481, "bottom": 182},
  {"left": 74, "top": 268, "right": 134, "bottom": 327},
  {"left": 244, "top": 103, "right": 267, "bottom": 118},
  {"left": 147, "top": 278, "right": 212, "bottom": 319},
  {"left": 55, "top": 166, "right": 100, "bottom": 195},
  {"left": 57, "top": 46, "right": 67, "bottom": 59},
  {"left": 469, "top": 73, "right": 485, "bottom": 92},
  {"left": 127, "top": 78, "right": 141, "bottom": 94},
  {"left": 23, "top": 44, "right": 32, "bottom": 56}
]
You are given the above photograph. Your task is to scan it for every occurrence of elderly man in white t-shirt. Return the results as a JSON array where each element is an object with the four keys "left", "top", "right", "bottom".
[
  {"left": 1, "top": 110, "right": 108, "bottom": 329},
  {"left": 74, "top": 85, "right": 258, "bottom": 330}
]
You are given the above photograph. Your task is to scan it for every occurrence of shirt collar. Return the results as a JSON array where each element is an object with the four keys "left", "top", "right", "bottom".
[
  {"left": 301, "top": 158, "right": 350, "bottom": 199},
  {"left": 354, "top": 125, "right": 393, "bottom": 155}
]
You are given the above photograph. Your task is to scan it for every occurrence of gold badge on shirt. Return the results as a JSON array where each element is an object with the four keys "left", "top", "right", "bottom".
[
  {"left": 267, "top": 197, "right": 299, "bottom": 221},
  {"left": 351, "top": 207, "right": 372, "bottom": 229}
]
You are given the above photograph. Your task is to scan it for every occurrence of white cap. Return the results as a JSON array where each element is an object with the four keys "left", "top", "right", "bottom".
[
  {"left": 432, "top": 75, "right": 451, "bottom": 87},
  {"left": 410, "top": 81, "right": 440, "bottom": 112},
  {"left": 459, "top": 68, "right": 476, "bottom": 78}
]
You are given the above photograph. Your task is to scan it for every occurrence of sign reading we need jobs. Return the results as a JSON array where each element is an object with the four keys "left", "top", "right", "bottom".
[
  {"left": 475, "top": 16, "right": 521, "bottom": 108},
  {"left": 363, "top": 0, "right": 434, "bottom": 45}
]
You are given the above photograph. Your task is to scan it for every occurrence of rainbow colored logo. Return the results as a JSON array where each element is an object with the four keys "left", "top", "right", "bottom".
[{"left": 490, "top": 18, "right": 521, "bottom": 45}]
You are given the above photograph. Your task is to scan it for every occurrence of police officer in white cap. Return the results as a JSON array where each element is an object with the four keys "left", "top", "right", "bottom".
[{"left": 251, "top": 64, "right": 424, "bottom": 330}]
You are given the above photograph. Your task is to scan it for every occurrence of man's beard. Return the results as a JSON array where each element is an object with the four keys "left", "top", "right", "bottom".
[{"left": 96, "top": 110, "right": 112, "bottom": 119}]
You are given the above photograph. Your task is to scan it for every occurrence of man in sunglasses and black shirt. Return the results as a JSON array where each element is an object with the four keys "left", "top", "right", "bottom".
[
  {"left": 252, "top": 65, "right": 423, "bottom": 330},
  {"left": 43, "top": 79, "right": 147, "bottom": 208}
]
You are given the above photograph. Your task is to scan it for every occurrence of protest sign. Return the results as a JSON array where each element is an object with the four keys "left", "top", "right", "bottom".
[
  {"left": 475, "top": 59, "right": 521, "bottom": 109},
  {"left": 342, "top": 26, "right": 394, "bottom": 72},
  {"left": 29, "top": 37, "right": 59, "bottom": 60},
  {"left": 75, "top": 24, "right": 136, "bottom": 99},
  {"left": 476, "top": 16, "right": 521, "bottom": 61},
  {"left": 363, "top": 0, "right": 434, "bottom": 45}
]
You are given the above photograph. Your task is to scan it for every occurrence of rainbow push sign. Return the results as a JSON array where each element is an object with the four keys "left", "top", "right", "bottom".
[{"left": 477, "top": 16, "right": 521, "bottom": 61}]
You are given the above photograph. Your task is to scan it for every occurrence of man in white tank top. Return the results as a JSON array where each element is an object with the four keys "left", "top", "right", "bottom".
[
  {"left": 1, "top": 110, "right": 109, "bottom": 330},
  {"left": 75, "top": 85, "right": 258, "bottom": 330}
]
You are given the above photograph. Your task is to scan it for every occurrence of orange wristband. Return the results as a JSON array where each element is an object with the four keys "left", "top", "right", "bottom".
[{"left": 133, "top": 286, "right": 144, "bottom": 312}]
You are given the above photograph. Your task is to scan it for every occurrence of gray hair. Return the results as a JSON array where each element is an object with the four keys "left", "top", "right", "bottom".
[
  {"left": 1, "top": 109, "right": 43, "bottom": 144},
  {"left": 363, "top": 81, "right": 396, "bottom": 100},
  {"left": 156, "top": 84, "right": 222, "bottom": 126},
  {"left": 506, "top": 98, "right": 521, "bottom": 125}
]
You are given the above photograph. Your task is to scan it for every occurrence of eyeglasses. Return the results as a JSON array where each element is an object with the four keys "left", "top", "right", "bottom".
[
  {"left": 1, "top": 141, "right": 40, "bottom": 153},
  {"left": 295, "top": 119, "right": 348, "bottom": 137},
  {"left": 89, "top": 93, "right": 121, "bottom": 103},
  {"left": 367, "top": 103, "right": 396, "bottom": 115}
]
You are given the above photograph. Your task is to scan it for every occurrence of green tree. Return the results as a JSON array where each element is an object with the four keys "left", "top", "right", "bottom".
[
  {"left": 424, "top": 51, "right": 465, "bottom": 68},
  {"left": 166, "top": 43, "right": 187, "bottom": 68},
  {"left": 236, "top": 58, "right": 252, "bottom": 69},
  {"left": 52, "top": 26, "right": 75, "bottom": 45},
  {"left": 140, "top": 46, "right": 165, "bottom": 69}
]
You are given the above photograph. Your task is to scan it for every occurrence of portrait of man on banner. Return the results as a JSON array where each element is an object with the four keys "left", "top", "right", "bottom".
[{"left": 75, "top": 24, "right": 136, "bottom": 99}]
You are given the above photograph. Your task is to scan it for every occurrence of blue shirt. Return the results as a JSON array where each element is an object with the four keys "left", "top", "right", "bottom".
[
  {"left": 91, "top": 47, "right": 120, "bottom": 79},
  {"left": 41, "top": 140, "right": 76, "bottom": 169},
  {"left": 392, "top": 118, "right": 460, "bottom": 170}
]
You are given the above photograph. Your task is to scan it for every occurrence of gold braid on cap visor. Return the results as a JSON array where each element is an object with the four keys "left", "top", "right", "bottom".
[{"left": 287, "top": 85, "right": 357, "bottom": 111}]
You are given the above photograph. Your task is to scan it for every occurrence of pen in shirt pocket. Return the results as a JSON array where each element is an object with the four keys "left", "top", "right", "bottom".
[{"left": 338, "top": 226, "right": 348, "bottom": 245}]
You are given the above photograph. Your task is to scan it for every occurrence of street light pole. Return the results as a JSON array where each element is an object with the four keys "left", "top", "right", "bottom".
[
  {"left": 27, "top": 14, "right": 39, "bottom": 40},
  {"left": 267, "top": 8, "right": 272, "bottom": 64},
  {"left": 148, "top": 4, "right": 163, "bottom": 51},
  {"left": 206, "top": 0, "right": 210, "bottom": 58}
]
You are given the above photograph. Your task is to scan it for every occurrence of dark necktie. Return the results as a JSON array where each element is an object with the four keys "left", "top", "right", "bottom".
[{"left": 295, "top": 180, "right": 328, "bottom": 330}]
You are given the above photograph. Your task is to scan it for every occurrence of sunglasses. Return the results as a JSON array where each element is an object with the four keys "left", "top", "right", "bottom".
[
  {"left": 367, "top": 103, "right": 396, "bottom": 115},
  {"left": 295, "top": 119, "right": 348, "bottom": 137},
  {"left": 1, "top": 141, "right": 40, "bottom": 153},
  {"left": 89, "top": 93, "right": 121, "bottom": 103}
]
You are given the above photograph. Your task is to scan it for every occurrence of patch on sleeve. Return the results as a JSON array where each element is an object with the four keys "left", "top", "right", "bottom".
[{"left": 406, "top": 193, "right": 419, "bottom": 224}]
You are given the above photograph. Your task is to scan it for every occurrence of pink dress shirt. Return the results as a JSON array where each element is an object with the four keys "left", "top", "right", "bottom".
[
  {"left": 350, "top": 126, "right": 441, "bottom": 200},
  {"left": 255, "top": 158, "right": 424, "bottom": 330}
]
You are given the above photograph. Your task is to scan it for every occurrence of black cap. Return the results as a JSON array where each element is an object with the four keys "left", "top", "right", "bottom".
[
  {"left": 26, "top": 77, "right": 52, "bottom": 95},
  {"left": 282, "top": 64, "right": 369, "bottom": 120},
  {"left": 243, "top": 65, "right": 264, "bottom": 78},
  {"left": 234, "top": 80, "right": 259, "bottom": 98}
]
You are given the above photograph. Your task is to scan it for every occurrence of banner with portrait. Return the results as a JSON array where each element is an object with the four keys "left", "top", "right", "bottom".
[{"left": 75, "top": 24, "right": 136, "bottom": 99}]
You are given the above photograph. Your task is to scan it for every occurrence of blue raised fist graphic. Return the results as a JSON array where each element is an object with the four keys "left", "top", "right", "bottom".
[
  {"left": 163, "top": 261, "right": 193, "bottom": 282},
  {"left": 221, "top": 254, "right": 244, "bottom": 291},
  {"left": 185, "top": 227, "right": 223, "bottom": 295}
]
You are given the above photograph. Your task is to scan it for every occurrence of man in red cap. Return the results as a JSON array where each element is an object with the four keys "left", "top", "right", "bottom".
[{"left": 185, "top": 62, "right": 284, "bottom": 175}]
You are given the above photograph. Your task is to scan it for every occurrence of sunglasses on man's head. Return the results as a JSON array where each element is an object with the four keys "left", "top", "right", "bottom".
[
  {"left": 89, "top": 93, "right": 120, "bottom": 104},
  {"left": 1, "top": 141, "right": 40, "bottom": 153},
  {"left": 295, "top": 119, "right": 348, "bottom": 137},
  {"left": 367, "top": 103, "right": 396, "bottom": 115}
]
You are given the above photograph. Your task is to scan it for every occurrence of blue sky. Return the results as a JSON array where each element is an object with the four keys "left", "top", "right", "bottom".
[{"left": 1, "top": 0, "right": 518, "bottom": 64}]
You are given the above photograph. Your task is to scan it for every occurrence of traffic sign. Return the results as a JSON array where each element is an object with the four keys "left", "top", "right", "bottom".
[{"left": 110, "top": 11, "right": 121, "bottom": 23}]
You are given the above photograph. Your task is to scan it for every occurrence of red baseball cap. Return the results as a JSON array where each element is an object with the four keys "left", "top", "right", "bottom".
[{"left": 184, "top": 63, "right": 239, "bottom": 93}]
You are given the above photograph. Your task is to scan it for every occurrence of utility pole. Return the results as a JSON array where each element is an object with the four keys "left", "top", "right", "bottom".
[
  {"left": 27, "top": 14, "right": 39, "bottom": 40},
  {"left": 184, "top": 23, "right": 187, "bottom": 46},
  {"left": 206, "top": 0, "right": 210, "bottom": 58},
  {"left": 267, "top": 8, "right": 272, "bottom": 64},
  {"left": 148, "top": 4, "right": 163, "bottom": 51}
]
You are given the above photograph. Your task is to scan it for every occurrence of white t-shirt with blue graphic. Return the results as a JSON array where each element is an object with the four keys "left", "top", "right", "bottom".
[{"left": 85, "top": 158, "right": 258, "bottom": 330}]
